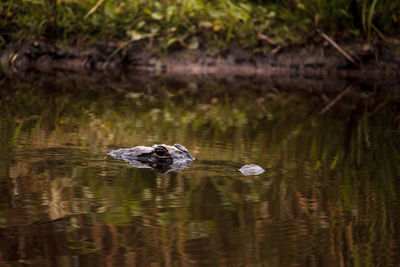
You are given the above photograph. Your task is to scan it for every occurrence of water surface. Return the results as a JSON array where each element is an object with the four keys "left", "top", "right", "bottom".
[{"left": 0, "top": 76, "right": 399, "bottom": 266}]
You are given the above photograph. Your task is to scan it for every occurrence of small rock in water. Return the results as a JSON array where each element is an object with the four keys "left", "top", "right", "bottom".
[{"left": 239, "top": 164, "right": 265, "bottom": 176}]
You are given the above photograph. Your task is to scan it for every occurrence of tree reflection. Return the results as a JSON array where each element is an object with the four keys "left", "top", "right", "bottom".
[{"left": 0, "top": 76, "right": 399, "bottom": 266}]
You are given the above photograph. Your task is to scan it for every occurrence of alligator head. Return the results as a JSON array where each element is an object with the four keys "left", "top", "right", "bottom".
[{"left": 108, "top": 144, "right": 195, "bottom": 173}]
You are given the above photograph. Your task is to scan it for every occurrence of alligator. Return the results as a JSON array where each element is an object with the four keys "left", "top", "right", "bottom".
[
  {"left": 108, "top": 143, "right": 265, "bottom": 175},
  {"left": 108, "top": 144, "right": 195, "bottom": 173}
]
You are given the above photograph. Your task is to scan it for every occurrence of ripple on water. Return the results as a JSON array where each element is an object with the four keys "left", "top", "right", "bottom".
[{"left": 1, "top": 78, "right": 400, "bottom": 266}]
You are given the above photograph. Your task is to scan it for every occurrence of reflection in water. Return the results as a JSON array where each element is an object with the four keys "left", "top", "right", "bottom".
[{"left": 0, "top": 76, "right": 400, "bottom": 266}]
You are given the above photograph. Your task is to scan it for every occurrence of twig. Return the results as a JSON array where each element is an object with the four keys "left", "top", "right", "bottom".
[
  {"left": 317, "top": 29, "right": 359, "bottom": 67},
  {"left": 102, "top": 31, "right": 157, "bottom": 69},
  {"left": 102, "top": 40, "right": 134, "bottom": 69},
  {"left": 372, "top": 24, "right": 398, "bottom": 51},
  {"left": 365, "top": 97, "right": 389, "bottom": 118},
  {"left": 84, "top": 0, "right": 105, "bottom": 20},
  {"left": 319, "top": 83, "right": 355, "bottom": 114},
  {"left": 270, "top": 45, "right": 282, "bottom": 55}
]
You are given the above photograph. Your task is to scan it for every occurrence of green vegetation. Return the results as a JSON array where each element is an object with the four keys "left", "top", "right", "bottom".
[{"left": 1, "top": 0, "right": 399, "bottom": 51}]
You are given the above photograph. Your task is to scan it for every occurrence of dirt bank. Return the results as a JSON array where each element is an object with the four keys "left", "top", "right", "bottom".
[{"left": 1, "top": 40, "right": 399, "bottom": 79}]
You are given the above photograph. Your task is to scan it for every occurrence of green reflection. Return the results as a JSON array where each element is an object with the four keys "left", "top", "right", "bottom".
[{"left": 0, "top": 77, "right": 399, "bottom": 266}]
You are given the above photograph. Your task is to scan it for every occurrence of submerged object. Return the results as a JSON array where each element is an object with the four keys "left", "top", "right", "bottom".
[
  {"left": 108, "top": 143, "right": 195, "bottom": 173},
  {"left": 239, "top": 164, "right": 265, "bottom": 176}
]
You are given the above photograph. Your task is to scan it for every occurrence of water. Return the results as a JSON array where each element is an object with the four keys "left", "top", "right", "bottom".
[{"left": 0, "top": 75, "right": 400, "bottom": 266}]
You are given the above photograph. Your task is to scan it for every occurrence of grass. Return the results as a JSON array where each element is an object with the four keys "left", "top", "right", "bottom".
[{"left": 0, "top": 0, "right": 399, "bottom": 51}]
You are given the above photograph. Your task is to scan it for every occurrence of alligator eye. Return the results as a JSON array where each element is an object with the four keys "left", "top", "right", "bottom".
[{"left": 155, "top": 146, "right": 167, "bottom": 156}]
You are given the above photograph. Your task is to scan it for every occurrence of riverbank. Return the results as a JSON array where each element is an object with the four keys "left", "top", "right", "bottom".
[
  {"left": 1, "top": 39, "right": 399, "bottom": 78},
  {"left": 2, "top": 0, "right": 399, "bottom": 78}
]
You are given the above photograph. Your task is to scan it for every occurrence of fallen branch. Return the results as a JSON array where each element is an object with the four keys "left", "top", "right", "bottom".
[{"left": 317, "top": 29, "right": 359, "bottom": 67}]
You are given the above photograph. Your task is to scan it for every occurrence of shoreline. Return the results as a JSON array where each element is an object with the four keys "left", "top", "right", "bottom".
[{"left": 1, "top": 40, "right": 399, "bottom": 79}]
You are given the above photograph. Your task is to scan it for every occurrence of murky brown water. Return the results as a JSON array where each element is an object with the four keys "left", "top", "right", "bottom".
[{"left": 0, "top": 76, "right": 400, "bottom": 266}]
